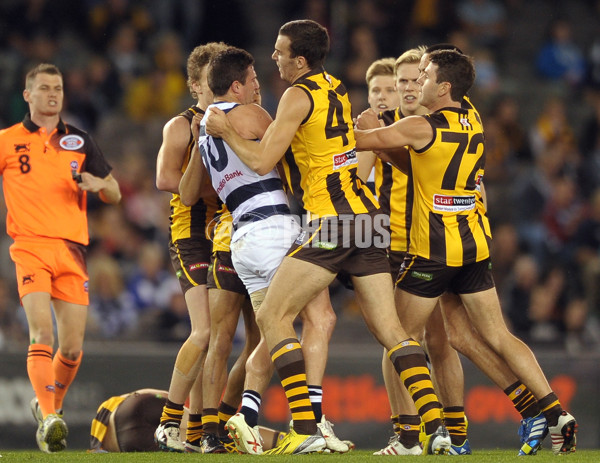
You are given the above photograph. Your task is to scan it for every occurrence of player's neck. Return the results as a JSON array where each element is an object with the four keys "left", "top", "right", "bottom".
[
  {"left": 289, "top": 67, "right": 312, "bottom": 84},
  {"left": 428, "top": 97, "right": 460, "bottom": 113},
  {"left": 30, "top": 112, "right": 60, "bottom": 132}
]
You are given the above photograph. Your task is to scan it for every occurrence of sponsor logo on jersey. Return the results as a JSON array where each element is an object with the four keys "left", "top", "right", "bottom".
[
  {"left": 216, "top": 170, "right": 243, "bottom": 194},
  {"left": 22, "top": 274, "right": 35, "bottom": 285},
  {"left": 14, "top": 143, "right": 30, "bottom": 153},
  {"left": 84, "top": 280, "right": 89, "bottom": 292},
  {"left": 411, "top": 270, "right": 433, "bottom": 281},
  {"left": 59, "top": 134, "right": 85, "bottom": 150},
  {"left": 189, "top": 262, "right": 209, "bottom": 271},
  {"left": 332, "top": 149, "right": 357, "bottom": 170},
  {"left": 70, "top": 160, "right": 79, "bottom": 170},
  {"left": 433, "top": 194, "right": 476, "bottom": 212}
]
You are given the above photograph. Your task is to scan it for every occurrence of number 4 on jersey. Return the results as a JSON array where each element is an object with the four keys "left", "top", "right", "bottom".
[{"left": 325, "top": 89, "right": 349, "bottom": 145}]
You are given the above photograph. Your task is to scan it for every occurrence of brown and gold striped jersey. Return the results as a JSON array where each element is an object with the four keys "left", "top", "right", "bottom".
[
  {"left": 376, "top": 108, "right": 411, "bottom": 252},
  {"left": 408, "top": 106, "right": 491, "bottom": 266},
  {"left": 169, "top": 105, "right": 220, "bottom": 242},
  {"left": 281, "top": 69, "right": 378, "bottom": 219}
]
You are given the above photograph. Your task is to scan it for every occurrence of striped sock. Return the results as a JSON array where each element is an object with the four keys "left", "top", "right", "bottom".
[
  {"left": 308, "top": 385, "right": 323, "bottom": 422},
  {"left": 186, "top": 413, "right": 203, "bottom": 443},
  {"left": 391, "top": 415, "right": 401, "bottom": 436},
  {"left": 218, "top": 402, "right": 238, "bottom": 438},
  {"left": 53, "top": 349, "right": 82, "bottom": 412},
  {"left": 443, "top": 406, "right": 467, "bottom": 446},
  {"left": 201, "top": 408, "right": 219, "bottom": 436},
  {"left": 160, "top": 399, "right": 184, "bottom": 426},
  {"left": 240, "top": 390, "right": 261, "bottom": 428},
  {"left": 504, "top": 381, "right": 541, "bottom": 419},
  {"left": 271, "top": 338, "right": 316, "bottom": 435},
  {"left": 388, "top": 339, "right": 443, "bottom": 435},
  {"left": 27, "top": 344, "right": 55, "bottom": 418},
  {"left": 538, "top": 392, "right": 562, "bottom": 427},
  {"left": 398, "top": 414, "right": 421, "bottom": 448}
]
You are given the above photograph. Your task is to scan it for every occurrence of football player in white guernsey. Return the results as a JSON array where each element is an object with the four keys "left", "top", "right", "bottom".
[{"left": 179, "top": 47, "right": 348, "bottom": 455}]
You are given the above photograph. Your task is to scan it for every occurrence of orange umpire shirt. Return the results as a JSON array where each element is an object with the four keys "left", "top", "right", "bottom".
[{"left": 0, "top": 114, "right": 112, "bottom": 245}]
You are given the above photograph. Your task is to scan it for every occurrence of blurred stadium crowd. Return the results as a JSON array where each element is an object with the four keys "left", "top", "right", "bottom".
[{"left": 1, "top": 0, "right": 600, "bottom": 355}]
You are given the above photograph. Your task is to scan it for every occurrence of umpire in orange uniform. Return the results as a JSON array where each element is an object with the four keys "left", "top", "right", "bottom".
[{"left": 0, "top": 63, "right": 121, "bottom": 453}]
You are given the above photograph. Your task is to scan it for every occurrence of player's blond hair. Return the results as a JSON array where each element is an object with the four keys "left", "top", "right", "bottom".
[
  {"left": 365, "top": 58, "right": 396, "bottom": 87},
  {"left": 25, "top": 63, "right": 62, "bottom": 90},
  {"left": 394, "top": 45, "right": 427, "bottom": 76},
  {"left": 187, "top": 42, "right": 230, "bottom": 98}
]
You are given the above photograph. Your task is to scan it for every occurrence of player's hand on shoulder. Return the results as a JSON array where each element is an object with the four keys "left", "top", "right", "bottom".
[{"left": 204, "top": 107, "right": 230, "bottom": 138}]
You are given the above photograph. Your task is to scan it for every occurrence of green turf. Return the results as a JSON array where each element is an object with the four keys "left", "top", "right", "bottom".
[{"left": 0, "top": 449, "right": 598, "bottom": 462}]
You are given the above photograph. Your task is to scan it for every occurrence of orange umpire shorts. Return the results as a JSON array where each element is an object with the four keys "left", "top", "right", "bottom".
[{"left": 10, "top": 237, "right": 89, "bottom": 305}]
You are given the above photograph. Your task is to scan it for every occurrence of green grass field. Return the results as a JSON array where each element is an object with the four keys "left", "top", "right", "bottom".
[{"left": 0, "top": 449, "right": 598, "bottom": 462}]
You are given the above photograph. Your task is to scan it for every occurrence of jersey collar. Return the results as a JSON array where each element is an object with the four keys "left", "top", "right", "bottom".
[
  {"left": 22, "top": 113, "right": 67, "bottom": 134},
  {"left": 291, "top": 67, "right": 325, "bottom": 86}
]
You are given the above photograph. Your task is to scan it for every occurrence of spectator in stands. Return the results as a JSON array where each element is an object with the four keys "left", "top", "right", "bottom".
[
  {"left": 490, "top": 94, "right": 532, "bottom": 163},
  {"left": 529, "top": 96, "right": 576, "bottom": 160},
  {"left": 125, "top": 241, "right": 174, "bottom": 323},
  {"left": 456, "top": 0, "right": 507, "bottom": 53},
  {"left": 536, "top": 18, "right": 587, "bottom": 87},
  {"left": 342, "top": 24, "right": 379, "bottom": 115},
  {"left": 87, "top": 255, "right": 138, "bottom": 339},
  {"left": 124, "top": 32, "right": 188, "bottom": 122}
]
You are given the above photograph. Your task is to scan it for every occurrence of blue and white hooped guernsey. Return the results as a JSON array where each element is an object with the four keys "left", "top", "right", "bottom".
[{"left": 199, "top": 101, "right": 290, "bottom": 232}]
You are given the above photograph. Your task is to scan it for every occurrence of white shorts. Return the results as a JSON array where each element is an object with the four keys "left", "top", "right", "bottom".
[{"left": 230, "top": 214, "right": 301, "bottom": 295}]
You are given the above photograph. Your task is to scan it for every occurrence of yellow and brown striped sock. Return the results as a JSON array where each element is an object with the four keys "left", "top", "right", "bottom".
[
  {"left": 187, "top": 413, "right": 203, "bottom": 444},
  {"left": 504, "top": 381, "right": 541, "bottom": 419},
  {"left": 160, "top": 399, "right": 184, "bottom": 426},
  {"left": 388, "top": 339, "right": 443, "bottom": 435},
  {"left": 443, "top": 406, "right": 467, "bottom": 446},
  {"left": 398, "top": 414, "right": 421, "bottom": 448},
  {"left": 202, "top": 408, "right": 219, "bottom": 436},
  {"left": 218, "top": 402, "right": 238, "bottom": 438},
  {"left": 271, "top": 338, "right": 316, "bottom": 435},
  {"left": 538, "top": 392, "right": 562, "bottom": 427}
]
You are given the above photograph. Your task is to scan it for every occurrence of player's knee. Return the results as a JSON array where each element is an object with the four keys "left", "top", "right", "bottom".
[
  {"left": 320, "top": 306, "right": 337, "bottom": 336},
  {"left": 246, "top": 351, "right": 272, "bottom": 378},
  {"left": 254, "top": 307, "right": 273, "bottom": 332},
  {"left": 443, "top": 322, "right": 470, "bottom": 354},
  {"left": 211, "top": 332, "right": 234, "bottom": 359},
  {"left": 58, "top": 347, "right": 81, "bottom": 361},
  {"left": 188, "top": 325, "right": 210, "bottom": 349}
]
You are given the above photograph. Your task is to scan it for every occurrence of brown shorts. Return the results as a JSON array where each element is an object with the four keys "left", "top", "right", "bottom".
[
  {"left": 169, "top": 237, "right": 212, "bottom": 293},
  {"left": 287, "top": 214, "right": 390, "bottom": 276},
  {"left": 10, "top": 237, "right": 88, "bottom": 305},
  {"left": 207, "top": 251, "right": 247, "bottom": 295},
  {"left": 396, "top": 255, "right": 495, "bottom": 298},
  {"left": 113, "top": 392, "right": 166, "bottom": 451},
  {"left": 388, "top": 249, "right": 407, "bottom": 281}
]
